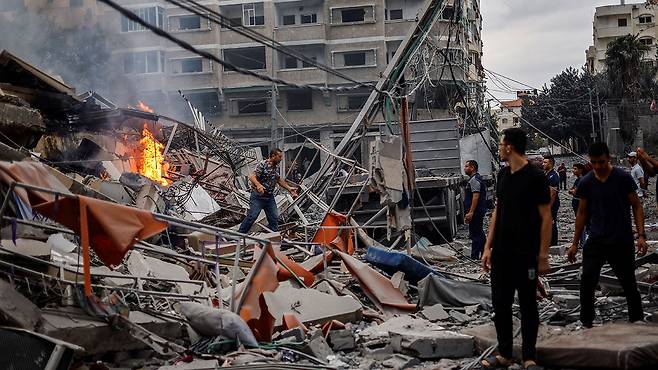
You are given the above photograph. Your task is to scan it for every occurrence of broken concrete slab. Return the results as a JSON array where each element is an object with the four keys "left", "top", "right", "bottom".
[
  {"left": 420, "top": 304, "right": 450, "bottom": 322},
  {"left": 263, "top": 284, "right": 362, "bottom": 327},
  {"left": 0, "top": 279, "right": 42, "bottom": 330},
  {"left": 126, "top": 251, "right": 206, "bottom": 297},
  {"left": 39, "top": 307, "right": 184, "bottom": 355},
  {"left": 360, "top": 316, "right": 443, "bottom": 341},
  {"left": 390, "top": 271, "right": 409, "bottom": 296},
  {"left": 157, "top": 359, "right": 221, "bottom": 369},
  {"left": 553, "top": 294, "right": 580, "bottom": 309},
  {"left": 329, "top": 329, "right": 356, "bottom": 351},
  {"left": 449, "top": 310, "right": 471, "bottom": 323},
  {"left": 390, "top": 329, "right": 474, "bottom": 359},
  {"left": 0, "top": 238, "right": 51, "bottom": 257},
  {"left": 304, "top": 329, "right": 334, "bottom": 362},
  {"left": 381, "top": 353, "right": 420, "bottom": 369}
]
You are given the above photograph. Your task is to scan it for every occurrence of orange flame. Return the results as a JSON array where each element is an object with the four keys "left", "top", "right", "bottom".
[
  {"left": 135, "top": 101, "right": 170, "bottom": 186},
  {"left": 136, "top": 101, "right": 155, "bottom": 113}
]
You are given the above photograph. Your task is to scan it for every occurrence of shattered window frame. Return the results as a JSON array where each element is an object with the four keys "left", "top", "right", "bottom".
[
  {"left": 123, "top": 51, "right": 165, "bottom": 74},
  {"left": 287, "top": 90, "right": 313, "bottom": 111},
  {"left": 230, "top": 97, "right": 269, "bottom": 116},
  {"left": 337, "top": 94, "right": 369, "bottom": 112},
  {"left": 177, "top": 15, "right": 203, "bottom": 31},
  {"left": 330, "top": 5, "right": 376, "bottom": 25},
  {"left": 121, "top": 6, "right": 166, "bottom": 32}
]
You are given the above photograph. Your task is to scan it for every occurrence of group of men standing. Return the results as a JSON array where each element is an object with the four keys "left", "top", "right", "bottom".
[{"left": 464, "top": 128, "right": 647, "bottom": 370}]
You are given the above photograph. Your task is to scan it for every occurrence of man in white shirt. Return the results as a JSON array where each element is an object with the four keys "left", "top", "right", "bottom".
[{"left": 628, "top": 152, "right": 646, "bottom": 198}]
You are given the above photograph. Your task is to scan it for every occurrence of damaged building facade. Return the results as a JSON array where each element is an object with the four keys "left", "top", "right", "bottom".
[{"left": 97, "top": 0, "right": 484, "bottom": 163}]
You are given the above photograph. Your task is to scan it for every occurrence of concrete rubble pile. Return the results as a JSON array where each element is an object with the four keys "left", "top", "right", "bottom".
[{"left": 1, "top": 50, "right": 658, "bottom": 370}]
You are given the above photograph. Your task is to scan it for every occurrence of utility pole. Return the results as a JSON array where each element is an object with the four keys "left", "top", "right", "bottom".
[
  {"left": 589, "top": 89, "right": 597, "bottom": 142},
  {"left": 595, "top": 87, "right": 604, "bottom": 142}
]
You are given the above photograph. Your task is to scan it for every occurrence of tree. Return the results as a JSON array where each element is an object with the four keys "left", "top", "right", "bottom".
[
  {"left": 603, "top": 34, "right": 654, "bottom": 146},
  {"left": 521, "top": 67, "right": 600, "bottom": 151}
]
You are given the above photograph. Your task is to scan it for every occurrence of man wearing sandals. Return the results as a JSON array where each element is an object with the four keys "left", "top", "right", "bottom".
[{"left": 481, "top": 128, "right": 552, "bottom": 370}]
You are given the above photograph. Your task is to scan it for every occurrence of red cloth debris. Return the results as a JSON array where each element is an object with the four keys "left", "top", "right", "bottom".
[
  {"left": 336, "top": 251, "right": 416, "bottom": 312},
  {"left": 312, "top": 212, "right": 354, "bottom": 255},
  {"left": 274, "top": 249, "right": 315, "bottom": 286},
  {"left": 235, "top": 244, "right": 279, "bottom": 342}
]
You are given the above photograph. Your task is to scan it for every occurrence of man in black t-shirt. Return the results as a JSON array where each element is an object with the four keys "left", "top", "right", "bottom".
[
  {"left": 568, "top": 142, "right": 647, "bottom": 327},
  {"left": 480, "top": 128, "right": 552, "bottom": 370}
]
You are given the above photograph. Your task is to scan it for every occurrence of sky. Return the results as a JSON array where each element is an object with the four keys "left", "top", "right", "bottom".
[{"left": 481, "top": 0, "right": 618, "bottom": 101}]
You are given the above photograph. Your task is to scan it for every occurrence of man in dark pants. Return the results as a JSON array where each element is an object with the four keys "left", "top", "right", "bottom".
[
  {"left": 481, "top": 128, "right": 552, "bottom": 370},
  {"left": 568, "top": 142, "right": 647, "bottom": 327},
  {"left": 238, "top": 148, "right": 298, "bottom": 233},
  {"left": 543, "top": 155, "right": 560, "bottom": 246},
  {"left": 463, "top": 160, "right": 487, "bottom": 260}
]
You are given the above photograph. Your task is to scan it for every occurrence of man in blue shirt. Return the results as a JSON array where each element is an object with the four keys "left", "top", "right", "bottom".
[
  {"left": 464, "top": 160, "right": 487, "bottom": 259},
  {"left": 543, "top": 155, "right": 560, "bottom": 246},
  {"left": 238, "top": 148, "right": 298, "bottom": 233}
]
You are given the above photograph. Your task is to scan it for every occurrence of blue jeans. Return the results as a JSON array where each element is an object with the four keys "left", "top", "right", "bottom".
[
  {"left": 238, "top": 192, "right": 278, "bottom": 233},
  {"left": 469, "top": 210, "right": 486, "bottom": 259}
]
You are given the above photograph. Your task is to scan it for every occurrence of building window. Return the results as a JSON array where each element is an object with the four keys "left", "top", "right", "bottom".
[
  {"left": 387, "top": 9, "right": 403, "bottom": 20},
  {"left": 333, "top": 50, "right": 376, "bottom": 68},
  {"left": 287, "top": 90, "right": 313, "bottom": 111},
  {"left": 283, "top": 15, "right": 296, "bottom": 25},
  {"left": 640, "top": 37, "right": 654, "bottom": 46},
  {"left": 231, "top": 98, "right": 268, "bottom": 115},
  {"left": 181, "top": 59, "right": 203, "bottom": 73},
  {"left": 224, "top": 47, "right": 266, "bottom": 70},
  {"left": 338, "top": 95, "right": 369, "bottom": 112},
  {"left": 284, "top": 56, "right": 298, "bottom": 69},
  {"left": 618, "top": 18, "right": 627, "bottom": 27},
  {"left": 639, "top": 15, "right": 653, "bottom": 24},
  {"left": 302, "top": 56, "right": 317, "bottom": 68},
  {"left": 331, "top": 6, "right": 375, "bottom": 24},
  {"left": 186, "top": 91, "right": 221, "bottom": 116},
  {"left": 301, "top": 13, "right": 318, "bottom": 24},
  {"left": 123, "top": 51, "right": 165, "bottom": 74},
  {"left": 501, "top": 118, "right": 508, "bottom": 124},
  {"left": 513, "top": 117, "right": 520, "bottom": 124},
  {"left": 70, "top": 0, "right": 83, "bottom": 7},
  {"left": 243, "top": 3, "right": 265, "bottom": 26},
  {"left": 178, "top": 15, "right": 202, "bottom": 30},
  {"left": 121, "top": 7, "right": 165, "bottom": 32}
]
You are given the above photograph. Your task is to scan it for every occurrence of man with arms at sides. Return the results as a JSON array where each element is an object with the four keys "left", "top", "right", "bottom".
[
  {"left": 628, "top": 151, "right": 647, "bottom": 198},
  {"left": 481, "top": 128, "right": 552, "bottom": 370},
  {"left": 238, "top": 148, "right": 298, "bottom": 234},
  {"left": 463, "top": 160, "right": 487, "bottom": 260},
  {"left": 542, "top": 155, "right": 560, "bottom": 246},
  {"left": 568, "top": 142, "right": 646, "bottom": 328}
]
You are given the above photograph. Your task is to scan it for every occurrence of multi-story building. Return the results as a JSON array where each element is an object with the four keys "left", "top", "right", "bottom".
[
  {"left": 586, "top": 1, "right": 657, "bottom": 74},
  {"left": 1, "top": 0, "right": 484, "bottom": 162},
  {"left": 495, "top": 98, "right": 522, "bottom": 133}
]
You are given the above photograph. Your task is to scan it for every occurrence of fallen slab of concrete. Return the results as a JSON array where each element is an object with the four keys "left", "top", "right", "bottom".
[
  {"left": 0, "top": 279, "right": 42, "bottom": 330},
  {"left": 465, "top": 322, "right": 658, "bottom": 369}
]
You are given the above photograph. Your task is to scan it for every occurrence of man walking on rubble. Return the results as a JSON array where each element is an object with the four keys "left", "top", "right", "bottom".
[
  {"left": 238, "top": 148, "right": 298, "bottom": 233},
  {"left": 463, "top": 160, "right": 487, "bottom": 260},
  {"left": 568, "top": 142, "right": 646, "bottom": 328},
  {"left": 543, "top": 155, "right": 560, "bottom": 246},
  {"left": 481, "top": 128, "right": 552, "bottom": 370}
]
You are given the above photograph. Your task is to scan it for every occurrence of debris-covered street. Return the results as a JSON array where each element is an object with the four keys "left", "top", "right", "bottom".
[{"left": 1, "top": 0, "right": 658, "bottom": 370}]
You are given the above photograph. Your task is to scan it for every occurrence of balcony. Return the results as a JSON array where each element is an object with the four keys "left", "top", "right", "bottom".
[
  {"left": 221, "top": 70, "right": 270, "bottom": 89},
  {"left": 220, "top": 26, "right": 268, "bottom": 45},
  {"left": 167, "top": 72, "right": 218, "bottom": 92},
  {"left": 595, "top": 5, "right": 632, "bottom": 17},
  {"left": 596, "top": 26, "right": 629, "bottom": 39},
  {"left": 274, "top": 24, "right": 326, "bottom": 43},
  {"left": 385, "top": 20, "right": 416, "bottom": 38},
  {"left": 276, "top": 68, "right": 327, "bottom": 85}
]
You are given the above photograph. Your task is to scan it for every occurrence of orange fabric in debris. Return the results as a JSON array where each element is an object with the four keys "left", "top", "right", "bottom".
[
  {"left": 274, "top": 250, "right": 315, "bottom": 286},
  {"left": 0, "top": 161, "right": 72, "bottom": 205},
  {"left": 336, "top": 251, "right": 416, "bottom": 312},
  {"left": 33, "top": 196, "right": 167, "bottom": 267},
  {"left": 311, "top": 212, "right": 354, "bottom": 255},
  {"left": 282, "top": 313, "right": 308, "bottom": 333},
  {"left": 321, "top": 320, "right": 345, "bottom": 337},
  {"left": 236, "top": 244, "right": 279, "bottom": 342}
]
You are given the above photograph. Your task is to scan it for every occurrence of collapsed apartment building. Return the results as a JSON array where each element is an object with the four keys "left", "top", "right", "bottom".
[{"left": 1, "top": 1, "right": 658, "bottom": 369}]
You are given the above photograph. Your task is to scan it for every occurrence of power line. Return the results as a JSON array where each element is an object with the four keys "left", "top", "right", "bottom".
[{"left": 98, "top": 0, "right": 374, "bottom": 93}]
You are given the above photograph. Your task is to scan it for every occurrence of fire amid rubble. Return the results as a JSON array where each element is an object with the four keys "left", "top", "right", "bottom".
[{"left": 135, "top": 101, "right": 170, "bottom": 186}]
